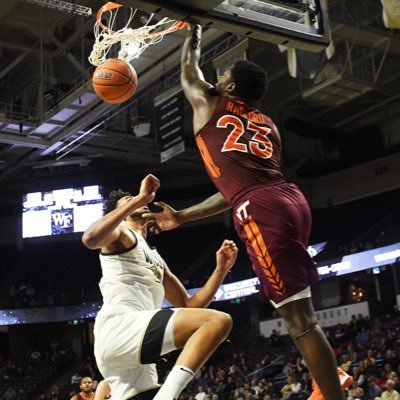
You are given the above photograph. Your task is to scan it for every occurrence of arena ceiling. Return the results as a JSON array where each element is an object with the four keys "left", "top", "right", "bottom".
[{"left": 0, "top": 0, "right": 399, "bottom": 197}]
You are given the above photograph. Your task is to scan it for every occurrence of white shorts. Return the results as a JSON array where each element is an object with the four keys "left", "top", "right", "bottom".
[
  {"left": 94, "top": 305, "right": 179, "bottom": 399},
  {"left": 270, "top": 286, "right": 311, "bottom": 308}
]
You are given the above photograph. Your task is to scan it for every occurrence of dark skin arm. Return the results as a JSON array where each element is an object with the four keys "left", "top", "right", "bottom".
[
  {"left": 181, "top": 24, "right": 218, "bottom": 133},
  {"left": 142, "top": 26, "right": 230, "bottom": 233},
  {"left": 142, "top": 192, "right": 231, "bottom": 233}
]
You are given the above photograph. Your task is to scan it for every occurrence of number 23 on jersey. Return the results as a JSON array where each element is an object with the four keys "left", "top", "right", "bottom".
[{"left": 217, "top": 114, "right": 273, "bottom": 159}]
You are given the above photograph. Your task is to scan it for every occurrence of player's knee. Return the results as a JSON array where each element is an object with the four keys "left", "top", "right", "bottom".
[
  {"left": 283, "top": 314, "right": 317, "bottom": 338},
  {"left": 211, "top": 311, "right": 233, "bottom": 338},
  {"left": 277, "top": 298, "right": 317, "bottom": 338}
]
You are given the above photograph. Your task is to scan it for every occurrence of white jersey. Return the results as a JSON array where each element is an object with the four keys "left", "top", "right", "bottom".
[
  {"left": 94, "top": 229, "right": 178, "bottom": 399},
  {"left": 99, "top": 229, "right": 165, "bottom": 311}
]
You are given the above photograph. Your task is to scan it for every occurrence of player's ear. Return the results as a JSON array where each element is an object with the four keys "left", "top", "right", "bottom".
[{"left": 225, "top": 82, "right": 235, "bottom": 94}]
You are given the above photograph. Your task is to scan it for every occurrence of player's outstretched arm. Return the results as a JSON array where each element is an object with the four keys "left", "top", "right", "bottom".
[
  {"left": 163, "top": 240, "right": 238, "bottom": 308},
  {"left": 82, "top": 174, "right": 160, "bottom": 250},
  {"left": 143, "top": 192, "right": 230, "bottom": 234}
]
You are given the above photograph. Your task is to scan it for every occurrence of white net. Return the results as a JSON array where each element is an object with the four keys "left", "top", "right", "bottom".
[{"left": 89, "top": 5, "right": 184, "bottom": 66}]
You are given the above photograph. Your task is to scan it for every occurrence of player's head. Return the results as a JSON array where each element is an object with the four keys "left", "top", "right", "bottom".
[
  {"left": 104, "top": 189, "right": 132, "bottom": 214},
  {"left": 80, "top": 377, "right": 94, "bottom": 394},
  {"left": 216, "top": 60, "right": 268, "bottom": 104},
  {"left": 104, "top": 189, "right": 149, "bottom": 220}
]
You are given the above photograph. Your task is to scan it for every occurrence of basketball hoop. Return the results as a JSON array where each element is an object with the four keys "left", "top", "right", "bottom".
[{"left": 89, "top": 1, "right": 187, "bottom": 66}]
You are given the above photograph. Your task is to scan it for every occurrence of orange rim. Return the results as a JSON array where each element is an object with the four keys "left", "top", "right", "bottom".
[
  {"left": 96, "top": 2, "right": 123, "bottom": 33},
  {"left": 145, "top": 21, "right": 188, "bottom": 38},
  {"left": 96, "top": 1, "right": 188, "bottom": 37}
]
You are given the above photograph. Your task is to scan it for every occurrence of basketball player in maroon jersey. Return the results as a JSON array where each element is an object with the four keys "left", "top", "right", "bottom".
[
  {"left": 70, "top": 377, "right": 95, "bottom": 400},
  {"left": 143, "top": 24, "right": 349, "bottom": 400}
]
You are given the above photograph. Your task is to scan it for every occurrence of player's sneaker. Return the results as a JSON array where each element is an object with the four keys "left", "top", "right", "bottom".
[{"left": 308, "top": 367, "right": 353, "bottom": 400}]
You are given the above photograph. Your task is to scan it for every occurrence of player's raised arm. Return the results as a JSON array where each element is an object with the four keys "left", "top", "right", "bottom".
[
  {"left": 181, "top": 24, "right": 214, "bottom": 107},
  {"left": 143, "top": 192, "right": 230, "bottom": 233},
  {"left": 82, "top": 174, "right": 160, "bottom": 250},
  {"left": 163, "top": 240, "right": 238, "bottom": 308}
]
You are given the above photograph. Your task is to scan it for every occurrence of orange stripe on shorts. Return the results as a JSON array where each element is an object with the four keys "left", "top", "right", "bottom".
[
  {"left": 196, "top": 135, "right": 221, "bottom": 178},
  {"left": 242, "top": 215, "right": 285, "bottom": 295}
]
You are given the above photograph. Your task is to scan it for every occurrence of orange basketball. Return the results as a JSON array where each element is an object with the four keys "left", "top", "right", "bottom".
[{"left": 92, "top": 58, "right": 138, "bottom": 104}]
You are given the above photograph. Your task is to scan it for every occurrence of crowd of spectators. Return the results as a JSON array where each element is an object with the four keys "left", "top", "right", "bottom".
[
  {"left": 3, "top": 280, "right": 91, "bottom": 310},
  {"left": 3, "top": 311, "right": 400, "bottom": 400},
  {"left": 149, "top": 313, "right": 400, "bottom": 400},
  {"left": 0, "top": 341, "right": 75, "bottom": 400}
]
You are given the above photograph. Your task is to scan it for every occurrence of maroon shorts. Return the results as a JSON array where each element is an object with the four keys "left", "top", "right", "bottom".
[{"left": 232, "top": 182, "right": 320, "bottom": 304}]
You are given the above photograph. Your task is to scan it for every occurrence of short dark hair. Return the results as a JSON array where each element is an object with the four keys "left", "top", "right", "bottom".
[
  {"left": 103, "top": 189, "right": 131, "bottom": 214},
  {"left": 230, "top": 60, "right": 268, "bottom": 104}
]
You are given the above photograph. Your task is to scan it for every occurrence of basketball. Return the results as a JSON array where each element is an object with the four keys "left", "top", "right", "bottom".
[{"left": 92, "top": 58, "right": 138, "bottom": 104}]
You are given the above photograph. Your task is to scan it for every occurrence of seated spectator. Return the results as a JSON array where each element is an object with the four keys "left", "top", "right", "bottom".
[
  {"left": 224, "top": 376, "right": 237, "bottom": 393},
  {"left": 281, "top": 375, "right": 302, "bottom": 400},
  {"left": 362, "top": 349, "right": 376, "bottom": 374},
  {"left": 380, "top": 379, "right": 400, "bottom": 400},
  {"left": 281, "top": 382, "right": 292, "bottom": 400},
  {"left": 243, "top": 388, "right": 255, "bottom": 400},
  {"left": 295, "top": 358, "right": 307, "bottom": 375},
  {"left": 348, "top": 386, "right": 364, "bottom": 400},
  {"left": 346, "top": 344, "right": 359, "bottom": 363},
  {"left": 390, "top": 374, "right": 400, "bottom": 392},
  {"left": 252, "top": 361, "right": 265, "bottom": 381},
  {"left": 384, "top": 350, "right": 399, "bottom": 370},
  {"left": 70, "top": 376, "right": 95, "bottom": 400},
  {"left": 366, "top": 377, "right": 382, "bottom": 399},
  {"left": 255, "top": 381, "right": 268, "bottom": 397},
  {"left": 358, "top": 327, "right": 371, "bottom": 344},
  {"left": 351, "top": 366, "right": 366, "bottom": 388},
  {"left": 376, "top": 371, "right": 389, "bottom": 390},
  {"left": 340, "top": 354, "right": 353, "bottom": 372},
  {"left": 385, "top": 364, "right": 395, "bottom": 377},
  {"left": 195, "top": 386, "right": 207, "bottom": 400},
  {"left": 334, "top": 324, "right": 347, "bottom": 342}
]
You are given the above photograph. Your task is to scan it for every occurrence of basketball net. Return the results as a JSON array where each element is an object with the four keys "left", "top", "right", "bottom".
[{"left": 89, "top": 2, "right": 187, "bottom": 66}]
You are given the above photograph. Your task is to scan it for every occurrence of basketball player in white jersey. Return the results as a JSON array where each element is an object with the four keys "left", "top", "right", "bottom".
[{"left": 82, "top": 174, "right": 237, "bottom": 400}]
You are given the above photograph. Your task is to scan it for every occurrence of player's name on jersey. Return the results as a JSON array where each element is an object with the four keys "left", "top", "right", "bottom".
[{"left": 226, "top": 100, "right": 269, "bottom": 125}]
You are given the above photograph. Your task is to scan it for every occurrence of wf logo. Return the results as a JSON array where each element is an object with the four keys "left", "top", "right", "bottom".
[{"left": 51, "top": 209, "right": 74, "bottom": 234}]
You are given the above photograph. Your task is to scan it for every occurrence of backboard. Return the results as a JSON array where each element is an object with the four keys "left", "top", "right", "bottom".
[{"left": 116, "top": 0, "right": 330, "bottom": 52}]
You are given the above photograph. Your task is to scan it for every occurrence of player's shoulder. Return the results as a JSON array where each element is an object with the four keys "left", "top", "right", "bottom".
[
  {"left": 186, "top": 81, "right": 218, "bottom": 107},
  {"left": 101, "top": 222, "right": 138, "bottom": 254}
]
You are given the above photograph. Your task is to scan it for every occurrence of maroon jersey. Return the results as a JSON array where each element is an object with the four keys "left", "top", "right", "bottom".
[
  {"left": 195, "top": 96, "right": 284, "bottom": 204},
  {"left": 77, "top": 394, "right": 94, "bottom": 400}
]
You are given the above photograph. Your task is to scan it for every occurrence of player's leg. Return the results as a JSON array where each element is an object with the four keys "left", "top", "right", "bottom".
[
  {"left": 172, "top": 308, "right": 232, "bottom": 368},
  {"left": 153, "top": 308, "right": 232, "bottom": 400},
  {"left": 232, "top": 184, "right": 344, "bottom": 400},
  {"left": 276, "top": 297, "right": 344, "bottom": 400}
]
